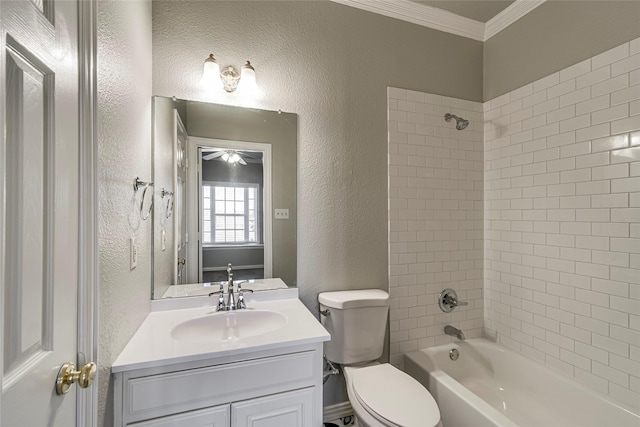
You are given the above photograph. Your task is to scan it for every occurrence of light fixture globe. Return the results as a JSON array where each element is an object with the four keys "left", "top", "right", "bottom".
[
  {"left": 241, "top": 61, "right": 257, "bottom": 89},
  {"left": 201, "top": 53, "right": 220, "bottom": 86}
]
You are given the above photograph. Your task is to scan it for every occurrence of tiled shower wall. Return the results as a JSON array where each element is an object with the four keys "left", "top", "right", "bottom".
[
  {"left": 484, "top": 38, "right": 640, "bottom": 409},
  {"left": 388, "top": 88, "right": 484, "bottom": 368}
]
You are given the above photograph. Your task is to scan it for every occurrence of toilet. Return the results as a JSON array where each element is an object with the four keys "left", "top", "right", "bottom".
[{"left": 319, "top": 289, "right": 441, "bottom": 427}]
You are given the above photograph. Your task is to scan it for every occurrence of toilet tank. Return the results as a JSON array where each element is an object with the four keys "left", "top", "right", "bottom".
[{"left": 318, "top": 289, "right": 389, "bottom": 365}]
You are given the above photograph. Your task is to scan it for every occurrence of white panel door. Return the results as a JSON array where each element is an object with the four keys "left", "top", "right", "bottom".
[
  {"left": 231, "top": 388, "right": 315, "bottom": 427},
  {"left": 1, "top": 0, "right": 81, "bottom": 425},
  {"left": 131, "top": 404, "right": 230, "bottom": 427}
]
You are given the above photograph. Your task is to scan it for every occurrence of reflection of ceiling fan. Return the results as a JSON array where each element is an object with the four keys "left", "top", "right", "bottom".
[{"left": 202, "top": 149, "right": 260, "bottom": 165}]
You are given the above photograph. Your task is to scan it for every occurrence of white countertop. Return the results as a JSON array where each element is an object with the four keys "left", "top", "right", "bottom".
[{"left": 112, "top": 294, "right": 330, "bottom": 373}]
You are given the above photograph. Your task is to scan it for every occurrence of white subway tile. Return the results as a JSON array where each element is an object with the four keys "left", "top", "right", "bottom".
[
  {"left": 533, "top": 123, "right": 560, "bottom": 139},
  {"left": 560, "top": 114, "right": 591, "bottom": 133},
  {"left": 632, "top": 38, "right": 640, "bottom": 56},
  {"left": 560, "top": 142, "right": 590, "bottom": 159},
  {"left": 592, "top": 361, "right": 629, "bottom": 388},
  {"left": 560, "top": 59, "right": 592, "bottom": 82},
  {"left": 576, "top": 288, "right": 609, "bottom": 307},
  {"left": 611, "top": 266, "right": 640, "bottom": 285},
  {"left": 592, "top": 164, "right": 629, "bottom": 180},
  {"left": 612, "top": 146, "right": 640, "bottom": 164},
  {"left": 611, "top": 53, "right": 640, "bottom": 77},
  {"left": 611, "top": 85, "right": 640, "bottom": 106},
  {"left": 576, "top": 94, "right": 611, "bottom": 116},
  {"left": 561, "top": 348, "right": 592, "bottom": 371},
  {"left": 611, "top": 207, "right": 640, "bottom": 221},
  {"left": 593, "top": 333, "right": 629, "bottom": 357},
  {"left": 591, "top": 250, "right": 629, "bottom": 267},
  {"left": 611, "top": 238, "right": 640, "bottom": 254},
  {"left": 611, "top": 296, "right": 640, "bottom": 315},
  {"left": 577, "top": 66, "right": 611, "bottom": 89},
  {"left": 631, "top": 69, "right": 640, "bottom": 86},
  {"left": 591, "top": 194, "right": 629, "bottom": 208},
  {"left": 576, "top": 179, "right": 610, "bottom": 195},
  {"left": 576, "top": 208, "right": 610, "bottom": 222},
  {"left": 592, "top": 222, "right": 629, "bottom": 237},
  {"left": 592, "top": 134, "right": 629, "bottom": 153},
  {"left": 576, "top": 123, "right": 611, "bottom": 142},
  {"left": 534, "top": 98, "right": 560, "bottom": 116},
  {"left": 592, "top": 74, "right": 629, "bottom": 98},
  {"left": 593, "top": 44, "right": 630, "bottom": 69},
  {"left": 547, "top": 131, "right": 576, "bottom": 148},
  {"left": 534, "top": 73, "right": 561, "bottom": 93},
  {"left": 591, "top": 277, "right": 629, "bottom": 297},
  {"left": 592, "top": 104, "right": 629, "bottom": 125},
  {"left": 575, "top": 261, "right": 610, "bottom": 279},
  {"left": 576, "top": 152, "right": 610, "bottom": 169},
  {"left": 575, "top": 235, "right": 609, "bottom": 250},
  {"left": 611, "top": 115, "right": 640, "bottom": 134}
]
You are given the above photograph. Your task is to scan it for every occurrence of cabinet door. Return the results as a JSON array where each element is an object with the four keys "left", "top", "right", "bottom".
[
  {"left": 231, "top": 388, "right": 314, "bottom": 427},
  {"left": 130, "top": 404, "right": 230, "bottom": 427}
]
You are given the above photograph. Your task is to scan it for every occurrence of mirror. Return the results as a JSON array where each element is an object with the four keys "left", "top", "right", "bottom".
[{"left": 152, "top": 96, "right": 297, "bottom": 299}]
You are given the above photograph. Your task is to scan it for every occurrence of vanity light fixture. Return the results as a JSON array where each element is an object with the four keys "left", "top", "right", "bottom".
[{"left": 201, "top": 53, "right": 257, "bottom": 93}]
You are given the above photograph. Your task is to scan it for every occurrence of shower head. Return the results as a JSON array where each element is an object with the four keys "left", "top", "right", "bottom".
[{"left": 444, "top": 113, "right": 469, "bottom": 130}]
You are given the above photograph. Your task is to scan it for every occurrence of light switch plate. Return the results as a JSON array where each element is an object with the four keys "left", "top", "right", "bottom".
[{"left": 275, "top": 209, "right": 289, "bottom": 219}]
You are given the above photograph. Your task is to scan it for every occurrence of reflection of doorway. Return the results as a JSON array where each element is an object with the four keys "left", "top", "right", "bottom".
[
  {"left": 185, "top": 137, "right": 272, "bottom": 284},
  {"left": 200, "top": 152, "right": 264, "bottom": 282}
]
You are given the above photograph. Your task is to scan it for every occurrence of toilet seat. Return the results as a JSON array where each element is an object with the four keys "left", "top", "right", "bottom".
[{"left": 351, "top": 364, "right": 440, "bottom": 427}]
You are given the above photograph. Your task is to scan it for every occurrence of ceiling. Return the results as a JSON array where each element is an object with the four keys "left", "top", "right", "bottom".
[
  {"left": 411, "top": 1, "right": 515, "bottom": 23},
  {"left": 332, "top": 0, "right": 546, "bottom": 41}
]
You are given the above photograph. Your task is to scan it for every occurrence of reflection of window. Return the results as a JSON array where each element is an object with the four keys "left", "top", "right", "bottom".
[{"left": 202, "top": 182, "right": 258, "bottom": 244}]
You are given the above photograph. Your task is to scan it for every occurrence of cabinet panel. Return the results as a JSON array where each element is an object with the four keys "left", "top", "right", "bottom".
[
  {"left": 231, "top": 388, "right": 314, "bottom": 427},
  {"left": 130, "top": 404, "right": 230, "bottom": 427},
  {"left": 125, "top": 351, "right": 315, "bottom": 423}
]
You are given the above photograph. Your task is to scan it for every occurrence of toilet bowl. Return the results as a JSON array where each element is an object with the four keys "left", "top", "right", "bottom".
[
  {"left": 343, "top": 363, "right": 441, "bottom": 427},
  {"left": 318, "top": 290, "right": 441, "bottom": 427}
]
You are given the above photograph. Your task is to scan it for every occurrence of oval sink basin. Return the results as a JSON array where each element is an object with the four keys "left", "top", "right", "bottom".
[{"left": 171, "top": 310, "right": 287, "bottom": 342}]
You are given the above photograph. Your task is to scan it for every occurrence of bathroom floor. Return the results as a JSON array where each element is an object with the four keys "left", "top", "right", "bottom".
[{"left": 324, "top": 416, "right": 354, "bottom": 426}]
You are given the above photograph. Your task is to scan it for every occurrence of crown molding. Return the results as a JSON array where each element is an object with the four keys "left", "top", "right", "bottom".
[
  {"left": 484, "top": 0, "right": 546, "bottom": 41},
  {"left": 332, "top": 0, "right": 485, "bottom": 41},
  {"left": 331, "top": 0, "right": 547, "bottom": 42}
]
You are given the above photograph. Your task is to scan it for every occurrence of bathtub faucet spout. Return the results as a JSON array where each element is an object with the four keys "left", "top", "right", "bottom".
[{"left": 444, "top": 325, "right": 465, "bottom": 340}]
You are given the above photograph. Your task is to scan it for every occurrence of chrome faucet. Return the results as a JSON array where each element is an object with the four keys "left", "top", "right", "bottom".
[
  {"left": 444, "top": 325, "right": 465, "bottom": 340},
  {"left": 208, "top": 264, "right": 253, "bottom": 311},
  {"left": 226, "top": 264, "right": 236, "bottom": 311}
]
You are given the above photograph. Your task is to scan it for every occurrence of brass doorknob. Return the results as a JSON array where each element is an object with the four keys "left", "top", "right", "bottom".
[
  {"left": 177, "top": 258, "right": 186, "bottom": 265},
  {"left": 55, "top": 362, "right": 96, "bottom": 395}
]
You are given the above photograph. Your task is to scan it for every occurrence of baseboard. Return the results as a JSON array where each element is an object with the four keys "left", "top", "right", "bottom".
[{"left": 323, "top": 401, "right": 353, "bottom": 423}]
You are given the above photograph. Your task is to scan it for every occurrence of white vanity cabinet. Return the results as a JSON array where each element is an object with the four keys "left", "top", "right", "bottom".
[{"left": 113, "top": 343, "right": 323, "bottom": 427}]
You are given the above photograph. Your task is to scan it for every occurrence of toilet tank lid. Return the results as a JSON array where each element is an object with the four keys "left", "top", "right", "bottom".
[{"left": 318, "top": 289, "right": 389, "bottom": 309}]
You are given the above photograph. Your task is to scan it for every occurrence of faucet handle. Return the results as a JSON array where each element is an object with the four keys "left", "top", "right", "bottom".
[
  {"left": 438, "top": 288, "right": 468, "bottom": 313},
  {"left": 236, "top": 281, "right": 253, "bottom": 310},
  {"left": 208, "top": 282, "right": 226, "bottom": 311}
]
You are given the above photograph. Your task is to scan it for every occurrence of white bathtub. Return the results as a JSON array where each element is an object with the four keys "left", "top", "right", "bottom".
[{"left": 405, "top": 339, "right": 640, "bottom": 427}]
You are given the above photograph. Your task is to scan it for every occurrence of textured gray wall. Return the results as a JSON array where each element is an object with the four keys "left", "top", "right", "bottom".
[
  {"left": 152, "top": 0, "right": 484, "bottom": 316},
  {"left": 97, "top": 0, "right": 152, "bottom": 425},
  {"left": 484, "top": 1, "right": 640, "bottom": 100}
]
